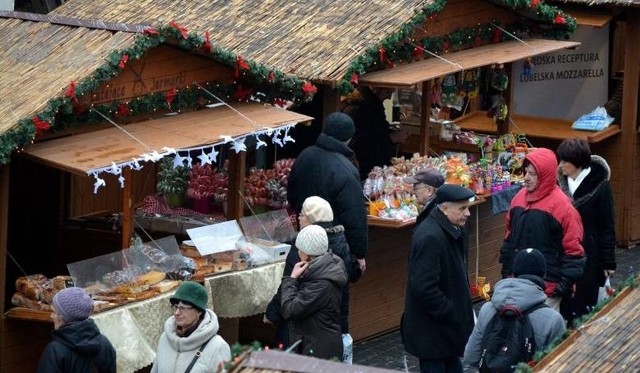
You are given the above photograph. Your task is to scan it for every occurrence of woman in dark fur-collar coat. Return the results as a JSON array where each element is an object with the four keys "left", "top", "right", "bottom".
[{"left": 557, "top": 138, "right": 616, "bottom": 322}]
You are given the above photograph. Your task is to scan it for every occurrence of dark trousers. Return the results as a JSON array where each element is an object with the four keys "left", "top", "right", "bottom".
[{"left": 419, "top": 357, "right": 463, "bottom": 373}]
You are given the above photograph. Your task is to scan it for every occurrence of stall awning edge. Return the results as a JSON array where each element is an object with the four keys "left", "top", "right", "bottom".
[
  {"left": 358, "top": 39, "right": 581, "bottom": 88},
  {"left": 22, "top": 103, "right": 313, "bottom": 175}
]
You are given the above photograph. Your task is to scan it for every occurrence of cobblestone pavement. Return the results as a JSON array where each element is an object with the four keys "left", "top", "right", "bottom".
[{"left": 353, "top": 247, "right": 639, "bottom": 372}]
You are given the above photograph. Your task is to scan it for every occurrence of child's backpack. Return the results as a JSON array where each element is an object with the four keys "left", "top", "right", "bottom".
[{"left": 478, "top": 303, "right": 548, "bottom": 373}]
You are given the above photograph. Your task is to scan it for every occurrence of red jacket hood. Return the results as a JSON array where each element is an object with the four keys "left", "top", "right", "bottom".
[{"left": 525, "top": 148, "right": 559, "bottom": 203}]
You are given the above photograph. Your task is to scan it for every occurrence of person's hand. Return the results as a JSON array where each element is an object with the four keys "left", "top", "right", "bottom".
[
  {"left": 357, "top": 258, "right": 367, "bottom": 275},
  {"left": 263, "top": 314, "right": 273, "bottom": 325},
  {"left": 604, "top": 269, "right": 615, "bottom": 277},
  {"left": 552, "top": 281, "right": 571, "bottom": 298},
  {"left": 291, "top": 261, "right": 309, "bottom": 279}
]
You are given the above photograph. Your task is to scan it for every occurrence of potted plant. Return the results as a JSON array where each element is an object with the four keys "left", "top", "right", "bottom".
[{"left": 156, "top": 156, "right": 189, "bottom": 208}]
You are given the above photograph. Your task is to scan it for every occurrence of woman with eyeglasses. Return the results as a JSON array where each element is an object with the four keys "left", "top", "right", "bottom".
[{"left": 151, "top": 281, "right": 231, "bottom": 373}]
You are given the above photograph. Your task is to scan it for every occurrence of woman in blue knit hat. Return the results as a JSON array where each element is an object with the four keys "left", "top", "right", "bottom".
[
  {"left": 37, "top": 287, "right": 116, "bottom": 373},
  {"left": 151, "top": 281, "right": 231, "bottom": 373}
]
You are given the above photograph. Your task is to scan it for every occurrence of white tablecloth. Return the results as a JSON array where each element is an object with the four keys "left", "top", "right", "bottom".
[
  {"left": 204, "top": 261, "right": 285, "bottom": 318},
  {"left": 91, "top": 261, "right": 285, "bottom": 372}
]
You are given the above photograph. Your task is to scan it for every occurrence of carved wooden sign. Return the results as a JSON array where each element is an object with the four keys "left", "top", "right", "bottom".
[{"left": 85, "top": 45, "right": 234, "bottom": 105}]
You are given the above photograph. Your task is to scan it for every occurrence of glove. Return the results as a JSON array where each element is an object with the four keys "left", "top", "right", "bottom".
[{"left": 552, "top": 280, "right": 571, "bottom": 298}]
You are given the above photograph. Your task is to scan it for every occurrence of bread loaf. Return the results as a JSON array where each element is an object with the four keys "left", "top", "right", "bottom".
[
  {"left": 15, "top": 274, "right": 47, "bottom": 299},
  {"left": 11, "top": 292, "right": 52, "bottom": 312},
  {"left": 135, "top": 271, "right": 166, "bottom": 286}
]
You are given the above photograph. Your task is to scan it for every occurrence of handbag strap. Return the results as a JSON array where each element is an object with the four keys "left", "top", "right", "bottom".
[{"left": 184, "top": 337, "right": 212, "bottom": 373}]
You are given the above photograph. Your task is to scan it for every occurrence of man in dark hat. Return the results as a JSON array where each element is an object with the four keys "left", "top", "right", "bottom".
[
  {"left": 403, "top": 168, "right": 445, "bottom": 227},
  {"left": 287, "top": 112, "right": 368, "bottom": 356},
  {"left": 402, "top": 184, "right": 476, "bottom": 373}
]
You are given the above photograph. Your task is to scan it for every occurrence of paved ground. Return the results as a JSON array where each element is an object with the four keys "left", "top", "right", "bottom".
[{"left": 353, "top": 246, "right": 640, "bottom": 372}]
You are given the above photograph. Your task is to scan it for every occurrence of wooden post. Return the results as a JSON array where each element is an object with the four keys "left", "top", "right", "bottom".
[
  {"left": 226, "top": 150, "right": 246, "bottom": 221},
  {"left": 121, "top": 167, "right": 133, "bottom": 249},
  {"left": 0, "top": 165, "right": 9, "bottom": 337},
  {"left": 419, "top": 80, "right": 432, "bottom": 155},
  {"left": 620, "top": 9, "right": 640, "bottom": 245},
  {"left": 322, "top": 84, "right": 341, "bottom": 123}
]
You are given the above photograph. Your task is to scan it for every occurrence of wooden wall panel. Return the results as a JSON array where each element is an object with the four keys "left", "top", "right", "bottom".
[
  {"left": 351, "top": 200, "right": 507, "bottom": 342},
  {"left": 0, "top": 319, "right": 52, "bottom": 373},
  {"left": 415, "top": 0, "right": 518, "bottom": 40}
]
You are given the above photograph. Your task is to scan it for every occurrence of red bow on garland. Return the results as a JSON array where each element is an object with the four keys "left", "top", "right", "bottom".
[
  {"left": 411, "top": 46, "right": 423, "bottom": 60},
  {"left": 268, "top": 71, "right": 276, "bottom": 83},
  {"left": 235, "top": 56, "right": 250, "bottom": 78},
  {"left": 65, "top": 81, "right": 78, "bottom": 103},
  {"left": 554, "top": 13, "right": 567, "bottom": 25},
  {"left": 442, "top": 37, "right": 450, "bottom": 53},
  {"left": 234, "top": 85, "right": 253, "bottom": 101},
  {"left": 117, "top": 103, "right": 132, "bottom": 117},
  {"left": 168, "top": 21, "right": 189, "bottom": 39},
  {"left": 378, "top": 48, "right": 394, "bottom": 68},
  {"left": 32, "top": 116, "right": 51, "bottom": 136},
  {"left": 165, "top": 88, "right": 177, "bottom": 106},
  {"left": 203, "top": 31, "right": 212, "bottom": 53},
  {"left": 118, "top": 54, "right": 129, "bottom": 70},
  {"left": 530, "top": 0, "right": 540, "bottom": 8},
  {"left": 492, "top": 28, "right": 503, "bottom": 43},
  {"left": 350, "top": 72, "right": 359, "bottom": 86},
  {"left": 302, "top": 81, "right": 317, "bottom": 97}
]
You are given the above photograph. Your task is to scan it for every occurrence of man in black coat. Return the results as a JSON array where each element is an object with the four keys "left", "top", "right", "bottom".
[
  {"left": 402, "top": 184, "right": 476, "bottom": 373},
  {"left": 287, "top": 112, "right": 368, "bottom": 275},
  {"left": 403, "top": 168, "right": 445, "bottom": 229}
]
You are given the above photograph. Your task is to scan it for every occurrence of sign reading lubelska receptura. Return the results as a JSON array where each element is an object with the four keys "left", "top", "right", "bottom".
[{"left": 511, "top": 25, "right": 609, "bottom": 121}]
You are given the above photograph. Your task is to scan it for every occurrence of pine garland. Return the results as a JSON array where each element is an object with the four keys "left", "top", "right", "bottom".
[
  {"left": 337, "top": 0, "right": 577, "bottom": 94},
  {"left": 0, "top": 22, "right": 316, "bottom": 165}
]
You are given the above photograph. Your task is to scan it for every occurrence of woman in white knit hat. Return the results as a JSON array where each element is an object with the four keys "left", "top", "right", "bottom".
[
  {"left": 265, "top": 196, "right": 357, "bottom": 362},
  {"left": 280, "top": 224, "right": 348, "bottom": 361}
]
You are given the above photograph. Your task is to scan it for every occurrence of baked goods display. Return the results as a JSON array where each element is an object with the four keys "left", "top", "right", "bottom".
[
  {"left": 12, "top": 274, "right": 74, "bottom": 312},
  {"left": 180, "top": 242, "right": 248, "bottom": 282}
]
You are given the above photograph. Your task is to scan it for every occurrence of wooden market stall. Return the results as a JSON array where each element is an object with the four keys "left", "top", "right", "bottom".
[
  {"left": 0, "top": 11, "right": 314, "bottom": 372},
  {"left": 47, "top": 0, "right": 628, "bottom": 343}
]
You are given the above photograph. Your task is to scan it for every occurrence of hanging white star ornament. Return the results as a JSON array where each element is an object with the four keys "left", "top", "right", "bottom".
[
  {"left": 150, "top": 150, "right": 163, "bottom": 161},
  {"left": 232, "top": 137, "right": 247, "bottom": 153},
  {"left": 220, "top": 135, "right": 234, "bottom": 143},
  {"left": 118, "top": 175, "right": 126, "bottom": 188},
  {"left": 198, "top": 150, "right": 212, "bottom": 165},
  {"left": 185, "top": 155, "right": 193, "bottom": 168},
  {"left": 108, "top": 162, "right": 122, "bottom": 175},
  {"left": 93, "top": 177, "right": 106, "bottom": 194},
  {"left": 141, "top": 152, "right": 155, "bottom": 162},
  {"left": 131, "top": 158, "right": 143, "bottom": 171},
  {"left": 256, "top": 135, "right": 267, "bottom": 149},
  {"left": 173, "top": 153, "right": 187, "bottom": 168},
  {"left": 272, "top": 131, "right": 284, "bottom": 147},
  {"left": 208, "top": 147, "right": 219, "bottom": 164},
  {"left": 283, "top": 128, "right": 295, "bottom": 144}
]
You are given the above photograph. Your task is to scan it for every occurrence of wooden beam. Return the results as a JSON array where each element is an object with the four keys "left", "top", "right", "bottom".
[
  {"left": 322, "top": 85, "right": 341, "bottom": 124},
  {"left": 620, "top": 9, "right": 640, "bottom": 245},
  {"left": 0, "top": 165, "right": 9, "bottom": 337},
  {"left": 226, "top": 150, "right": 246, "bottom": 221},
  {"left": 419, "top": 80, "right": 431, "bottom": 155},
  {"left": 121, "top": 167, "right": 133, "bottom": 249}
]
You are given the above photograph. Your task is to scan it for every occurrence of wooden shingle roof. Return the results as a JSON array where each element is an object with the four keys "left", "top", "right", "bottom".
[
  {"left": 552, "top": 0, "right": 640, "bottom": 5},
  {"left": 0, "top": 15, "right": 136, "bottom": 158},
  {"left": 52, "top": 0, "right": 437, "bottom": 84}
]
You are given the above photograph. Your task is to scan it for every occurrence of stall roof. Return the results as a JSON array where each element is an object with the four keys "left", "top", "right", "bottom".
[
  {"left": 552, "top": 0, "right": 640, "bottom": 6},
  {"left": 358, "top": 38, "right": 581, "bottom": 88},
  {"left": 568, "top": 9, "right": 614, "bottom": 26},
  {"left": 22, "top": 103, "right": 312, "bottom": 175}
]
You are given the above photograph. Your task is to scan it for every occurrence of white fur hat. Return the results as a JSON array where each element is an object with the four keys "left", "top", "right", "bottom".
[
  {"left": 295, "top": 224, "right": 328, "bottom": 257},
  {"left": 302, "top": 196, "right": 334, "bottom": 223}
]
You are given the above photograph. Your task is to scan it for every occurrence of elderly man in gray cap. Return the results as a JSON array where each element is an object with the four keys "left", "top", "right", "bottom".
[
  {"left": 402, "top": 184, "right": 476, "bottom": 373},
  {"left": 403, "top": 168, "right": 445, "bottom": 228}
]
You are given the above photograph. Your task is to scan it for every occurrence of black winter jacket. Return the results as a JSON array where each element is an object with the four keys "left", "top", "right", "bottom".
[
  {"left": 37, "top": 318, "right": 116, "bottom": 373},
  {"left": 557, "top": 155, "right": 616, "bottom": 315},
  {"left": 401, "top": 207, "right": 474, "bottom": 359},
  {"left": 281, "top": 251, "right": 348, "bottom": 360},
  {"left": 266, "top": 225, "right": 352, "bottom": 332},
  {"left": 287, "top": 133, "right": 368, "bottom": 259}
]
